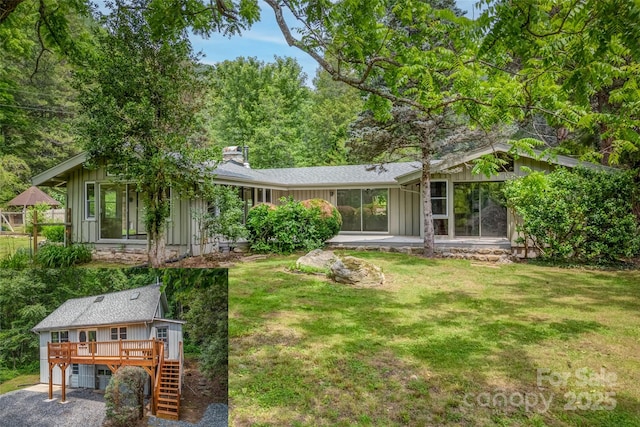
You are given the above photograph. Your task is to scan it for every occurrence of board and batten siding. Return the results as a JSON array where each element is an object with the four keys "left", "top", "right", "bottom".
[
  {"left": 65, "top": 166, "right": 192, "bottom": 254},
  {"left": 151, "top": 321, "right": 183, "bottom": 360}
]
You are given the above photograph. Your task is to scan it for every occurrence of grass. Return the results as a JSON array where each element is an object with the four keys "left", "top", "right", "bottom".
[
  {"left": 0, "top": 235, "right": 31, "bottom": 258},
  {"left": 229, "top": 252, "right": 640, "bottom": 426},
  {"left": 0, "top": 374, "right": 39, "bottom": 395}
]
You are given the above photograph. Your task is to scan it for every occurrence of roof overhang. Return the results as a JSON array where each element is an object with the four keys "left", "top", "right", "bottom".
[
  {"left": 32, "top": 152, "right": 89, "bottom": 187},
  {"left": 394, "top": 142, "right": 610, "bottom": 185}
]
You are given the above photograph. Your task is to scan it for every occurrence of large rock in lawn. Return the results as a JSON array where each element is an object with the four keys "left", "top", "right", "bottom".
[
  {"left": 296, "top": 249, "right": 338, "bottom": 271},
  {"left": 330, "top": 256, "right": 384, "bottom": 287}
]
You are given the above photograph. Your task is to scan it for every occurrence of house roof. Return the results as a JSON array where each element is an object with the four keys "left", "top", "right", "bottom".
[
  {"left": 213, "top": 160, "right": 422, "bottom": 187},
  {"left": 32, "top": 152, "right": 88, "bottom": 187},
  {"left": 7, "top": 186, "right": 60, "bottom": 207},
  {"left": 394, "top": 142, "right": 610, "bottom": 184},
  {"left": 32, "top": 143, "right": 608, "bottom": 189},
  {"left": 32, "top": 284, "right": 170, "bottom": 332}
]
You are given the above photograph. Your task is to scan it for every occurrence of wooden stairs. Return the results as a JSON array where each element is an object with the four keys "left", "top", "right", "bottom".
[{"left": 156, "top": 360, "right": 181, "bottom": 420}]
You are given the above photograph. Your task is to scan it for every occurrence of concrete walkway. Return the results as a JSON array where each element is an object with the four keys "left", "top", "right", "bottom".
[{"left": 327, "top": 234, "right": 511, "bottom": 249}]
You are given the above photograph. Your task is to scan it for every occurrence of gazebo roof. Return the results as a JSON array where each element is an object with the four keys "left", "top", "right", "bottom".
[{"left": 7, "top": 186, "right": 60, "bottom": 207}]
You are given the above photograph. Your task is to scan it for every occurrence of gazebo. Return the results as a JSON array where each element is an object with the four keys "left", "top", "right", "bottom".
[
  {"left": 7, "top": 186, "right": 60, "bottom": 210},
  {"left": 1, "top": 186, "right": 61, "bottom": 231}
]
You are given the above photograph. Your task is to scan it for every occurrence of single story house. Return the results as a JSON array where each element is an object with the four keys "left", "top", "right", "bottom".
[
  {"left": 31, "top": 143, "right": 603, "bottom": 257},
  {"left": 31, "top": 283, "right": 184, "bottom": 419}
]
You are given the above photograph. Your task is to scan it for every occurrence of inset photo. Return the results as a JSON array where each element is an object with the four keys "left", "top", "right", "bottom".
[{"left": 0, "top": 268, "right": 228, "bottom": 427}]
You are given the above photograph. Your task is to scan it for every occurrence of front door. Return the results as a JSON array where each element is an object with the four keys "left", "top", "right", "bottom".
[
  {"left": 78, "top": 329, "right": 97, "bottom": 355},
  {"left": 156, "top": 327, "right": 168, "bottom": 358}
]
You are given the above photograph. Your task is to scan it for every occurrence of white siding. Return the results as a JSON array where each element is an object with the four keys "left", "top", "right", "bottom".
[{"left": 151, "top": 321, "right": 183, "bottom": 360}]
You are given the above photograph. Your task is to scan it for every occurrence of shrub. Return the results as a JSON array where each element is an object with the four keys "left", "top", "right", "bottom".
[
  {"left": 35, "top": 244, "right": 92, "bottom": 267},
  {"left": 42, "top": 225, "right": 65, "bottom": 243},
  {"left": 504, "top": 167, "right": 640, "bottom": 263},
  {"left": 0, "top": 248, "right": 32, "bottom": 268},
  {"left": 104, "top": 366, "right": 147, "bottom": 427},
  {"left": 24, "top": 203, "right": 50, "bottom": 234},
  {"left": 246, "top": 197, "right": 342, "bottom": 254}
]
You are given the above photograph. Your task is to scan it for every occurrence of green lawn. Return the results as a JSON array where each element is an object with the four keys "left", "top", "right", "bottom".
[
  {"left": 229, "top": 252, "right": 640, "bottom": 426},
  {"left": 0, "top": 373, "right": 39, "bottom": 395},
  {"left": 0, "top": 235, "right": 30, "bottom": 258}
]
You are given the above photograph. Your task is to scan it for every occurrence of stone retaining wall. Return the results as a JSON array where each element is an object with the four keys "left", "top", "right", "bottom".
[
  {"left": 92, "top": 248, "right": 180, "bottom": 264},
  {"left": 328, "top": 244, "right": 514, "bottom": 263}
]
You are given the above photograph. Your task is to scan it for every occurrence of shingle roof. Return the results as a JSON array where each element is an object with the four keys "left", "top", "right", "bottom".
[
  {"left": 32, "top": 284, "right": 166, "bottom": 332},
  {"left": 7, "top": 186, "right": 60, "bottom": 207},
  {"left": 214, "top": 161, "right": 423, "bottom": 187}
]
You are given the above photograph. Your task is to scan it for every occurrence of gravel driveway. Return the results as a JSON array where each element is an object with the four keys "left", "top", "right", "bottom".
[
  {"left": 0, "top": 386, "right": 228, "bottom": 427},
  {"left": 0, "top": 387, "right": 105, "bottom": 427}
]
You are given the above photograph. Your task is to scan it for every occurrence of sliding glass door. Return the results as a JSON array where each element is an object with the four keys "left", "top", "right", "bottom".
[
  {"left": 337, "top": 189, "right": 388, "bottom": 232},
  {"left": 454, "top": 182, "right": 507, "bottom": 238}
]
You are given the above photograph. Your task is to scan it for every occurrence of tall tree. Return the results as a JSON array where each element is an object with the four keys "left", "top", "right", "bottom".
[
  {"left": 262, "top": 0, "right": 521, "bottom": 257},
  {"left": 0, "top": 0, "right": 87, "bottom": 186},
  {"left": 301, "top": 69, "right": 364, "bottom": 166},
  {"left": 207, "top": 56, "right": 311, "bottom": 168},
  {"left": 478, "top": 0, "right": 640, "bottom": 166},
  {"left": 75, "top": 0, "right": 212, "bottom": 266}
]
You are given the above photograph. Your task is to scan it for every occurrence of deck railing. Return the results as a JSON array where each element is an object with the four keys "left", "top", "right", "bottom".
[{"left": 48, "top": 339, "right": 163, "bottom": 365}]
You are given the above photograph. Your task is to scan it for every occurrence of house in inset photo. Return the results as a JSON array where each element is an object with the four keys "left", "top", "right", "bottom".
[{"left": 31, "top": 283, "right": 184, "bottom": 420}]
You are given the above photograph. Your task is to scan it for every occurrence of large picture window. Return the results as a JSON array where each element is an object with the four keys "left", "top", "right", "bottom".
[
  {"left": 454, "top": 182, "right": 507, "bottom": 238},
  {"left": 337, "top": 189, "right": 388, "bottom": 232}
]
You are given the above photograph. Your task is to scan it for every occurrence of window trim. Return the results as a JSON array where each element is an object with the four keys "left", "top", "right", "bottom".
[
  {"left": 85, "top": 182, "right": 96, "bottom": 221},
  {"left": 51, "top": 330, "right": 69, "bottom": 343},
  {"left": 431, "top": 180, "right": 448, "bottom": 220},
  {"left": 110, "top": 326, "right": 127, "bottom": 340}
]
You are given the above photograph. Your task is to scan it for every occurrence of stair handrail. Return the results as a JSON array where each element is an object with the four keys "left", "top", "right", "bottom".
[
  {"left": 178, "top": 341, "right": 184, "bottom": 395},
  {"left": 153, "top": 339, "right": 164, "bottom": 415}
]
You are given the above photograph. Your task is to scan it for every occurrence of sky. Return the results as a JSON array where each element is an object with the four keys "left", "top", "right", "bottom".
[{"left": 190, "top": 0, "right": 486, "bottom": 85}]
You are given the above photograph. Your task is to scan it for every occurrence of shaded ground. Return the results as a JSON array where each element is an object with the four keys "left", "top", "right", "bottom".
[
  {"left": 228, "top": 252, "right": 640, "bottom": 426},
  {"left": 179, "top": 356, "right": 227, "bottom": 423}
]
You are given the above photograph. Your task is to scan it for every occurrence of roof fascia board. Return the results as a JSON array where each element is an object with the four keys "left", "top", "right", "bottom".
[{"left": 32, "top": 152, "right": 89, "bottom": 186}]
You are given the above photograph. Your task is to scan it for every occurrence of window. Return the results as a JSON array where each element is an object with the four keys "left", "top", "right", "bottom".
[
  {"left": 337, "top": 189, "right": 388, "bottom": 232},
  {"left": 51, "top": 331, "right": 69, "bottom": 343},
  {"left": 72, "top": 364, "right": 79, "bottom": 375},
  {"left": 85, "top": 182, "right": 96, "bottom": 220},
  {"left": 97, "top": 368, "right": 112, "bottom": 376},
  {"left": 431, "top": 181, "right": 448, "bottom": 236},
  {"left": 99, "top": 183, "right": 147, "bottom": 240},
  {"left": 156, "top": 327, "right": 168, "bottom": 342},
  {"left": 454, "top": 182, "right": 507, "bottom": 238},
  {"left": 110, "top": 327, "right": 127, "bottom": 340}
]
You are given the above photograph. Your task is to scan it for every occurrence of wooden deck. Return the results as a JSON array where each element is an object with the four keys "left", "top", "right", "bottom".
[
  {"left": 48, "top": 339, "right": 162, "bottom": 368},
  {"left": 47, "top": 339, "right": 181, "bottom": 419}
]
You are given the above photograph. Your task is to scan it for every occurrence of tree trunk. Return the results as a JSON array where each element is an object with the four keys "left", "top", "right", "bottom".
[
  {"left": 0, "top": 0, "right": 25, "bottom": 25},
  {"left": 146, "top": 191, "right": 167, "bottom": 267},
  {"left": 421, "top": 145, "right": 435, "bottom": 258},
  {"left": 148, "top": 228, "right": 167, "bottom": 268}
]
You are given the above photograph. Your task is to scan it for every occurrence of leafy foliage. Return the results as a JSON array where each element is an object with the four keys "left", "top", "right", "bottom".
[
  {"left": 247, "top": 197, "right": 341, "bottom": 254},
  {"left": 162, "top": 269, "right": 228, "bottom": 379},
  {"left": 104, "top": 366, "right": 146, "bottom": 427},
  {"left": 478, "top": 0, "right": 640, "bottom": 165},
  {"left": 34, "top": 243, "right": 92, "bottom": 267},
  {"left": 41, "top": 225, "right": 64, "bottom": 243},
  {"left": 504, "top": 168, "right": 640, "bottom": 262},
  {"left": 193, "top": 185, "right": 247, "bottom": 253},
  {"left": 24, "top": 203, "right": 51, "bottom": 234},
  {"left": 74, "top": 0, "right": 213, "bottom": 266}
]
